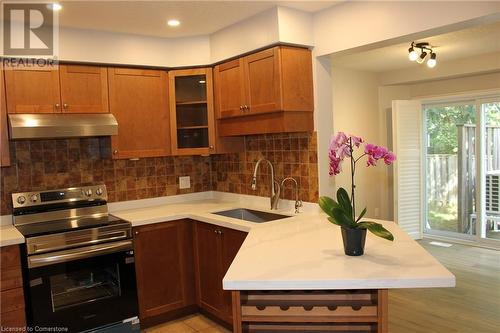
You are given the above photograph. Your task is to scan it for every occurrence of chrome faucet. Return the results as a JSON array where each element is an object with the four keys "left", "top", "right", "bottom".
[
  {"left": 251, "top": 158, "right": 280, "bottom": 210},
  {"left": 281, "top": 177, "right": 303, "bottom": 213}
]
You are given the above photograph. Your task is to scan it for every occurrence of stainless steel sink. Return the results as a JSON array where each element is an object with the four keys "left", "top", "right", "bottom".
[{"left": 212, "top": 208, "right": 290, "bottom": 223}]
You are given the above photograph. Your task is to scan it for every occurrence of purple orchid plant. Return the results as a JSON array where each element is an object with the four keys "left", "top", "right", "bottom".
[{"left": 319, "top": 132, "right": 396, "bottom": 241}]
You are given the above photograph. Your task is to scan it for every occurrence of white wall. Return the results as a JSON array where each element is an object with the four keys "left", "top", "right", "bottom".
[
  {"left": 276, "top": 6, "right": 313, "bottom": 47},
  {"left": 380, "top": 51, "right": 500, "bottom": 86},
  {"left": 377, "top": 85, "right": 412, "bottom": 220},
  {"left": 408, "top": 71, "right": 500, "bottom": 98},
  {"left": 209, "top": 7, "right": 280, "bottom": 63},
  {"left": 314, "top": 55, "right": 335, "bottom": 198},
  {"left": 331, "top": 66, "right": 387, "bottom": 219},
  {"left": 59, "top": 27, "right": 211, "bottom": 67},
  {"left": 313, "top": 1, "right": 500, "bottom": 57}
]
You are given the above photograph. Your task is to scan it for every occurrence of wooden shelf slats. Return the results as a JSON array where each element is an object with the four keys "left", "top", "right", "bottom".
[{"left": 232, "top": 290, "right": 388, "bottom": 333}]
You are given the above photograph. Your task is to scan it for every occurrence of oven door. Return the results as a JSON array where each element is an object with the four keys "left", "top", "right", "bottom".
[{"left": 25, "top": 241, "right": 138, "bottom": 332}]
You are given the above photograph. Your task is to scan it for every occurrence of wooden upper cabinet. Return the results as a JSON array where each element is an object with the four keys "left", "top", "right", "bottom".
[
  {"left": 216, "top": 46, "right": 313, "bottom": 120},
  {"left": 4, "top": 63, "right": 109, "bottom": 114},
  {"left": 1, "top": 63, "right": 11, "bottom": 166},
  {"left": 4, "top": 64, "right": 61, "bottom": 113},
  {"left": 108, "top": 68, "right": 171, "bottom": 159},
  {"left": 214, "top": 59, "right": 245, "bottom": 119},
  {"left": 59, "top": 65, "right": 109, "bottom": 113},
  {"left": 133, "top": 220, "right": 195, "bottom": 322},
  {"left": 243, "top": 47, "right": 282, "bottom": 115},
  {"left": 168, "top": 68, "right": 216, "bottom": 156}
]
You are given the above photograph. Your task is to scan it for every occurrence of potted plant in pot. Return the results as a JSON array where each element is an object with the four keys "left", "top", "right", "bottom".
[{"left": 319, "top": 132, "right": 396, "bottom": 256}]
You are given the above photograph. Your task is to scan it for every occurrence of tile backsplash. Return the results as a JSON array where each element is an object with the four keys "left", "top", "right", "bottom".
[
  {"left": 0, "top": 132, "right": 318, "bottom": 215},
  {"left": 211, "top": 132, "right": 318, "bottom": 203}
]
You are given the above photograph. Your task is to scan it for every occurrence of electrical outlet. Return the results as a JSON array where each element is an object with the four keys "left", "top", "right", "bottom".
[{"left": 179, "top": 176, "right": 191, "bottom": 189}]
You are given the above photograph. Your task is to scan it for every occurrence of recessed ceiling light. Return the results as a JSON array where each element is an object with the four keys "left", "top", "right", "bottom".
[
  {"left": 48, "top": 3, "right": 62, "bottom": 11},
  {"left": 167, "top": 19, "right": 180, "bottom": 27}
]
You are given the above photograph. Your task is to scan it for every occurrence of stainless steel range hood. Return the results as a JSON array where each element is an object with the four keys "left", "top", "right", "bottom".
[{"left": 8, "top": 114, "right": 118, "bottom": 139}]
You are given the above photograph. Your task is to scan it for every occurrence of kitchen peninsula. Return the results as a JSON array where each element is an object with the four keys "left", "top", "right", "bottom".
[{"left": 109, "top": 192, "right": 455, "bottom": 333}]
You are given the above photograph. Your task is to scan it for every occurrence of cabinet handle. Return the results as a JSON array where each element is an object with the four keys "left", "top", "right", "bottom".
[{"left": 240, "top": 106, "right": 244, "bottom": 112}]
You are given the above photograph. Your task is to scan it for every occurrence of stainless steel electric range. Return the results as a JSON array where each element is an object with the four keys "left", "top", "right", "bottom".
[{"left": 12, "top": 185, "right": 139, "bottom": 333}]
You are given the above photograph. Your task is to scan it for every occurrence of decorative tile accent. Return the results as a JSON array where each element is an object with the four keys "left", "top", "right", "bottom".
[
  {"left": 0, "top": 132, "right": 318, "bottom": 215},
  {"left": 211, "top": 132, "right": 319, "bottom": 203}
]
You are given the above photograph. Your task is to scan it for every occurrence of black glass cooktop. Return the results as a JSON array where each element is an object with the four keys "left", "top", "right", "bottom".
[{"left": 15, "top": 215, "right": 129, "bottom": 238}]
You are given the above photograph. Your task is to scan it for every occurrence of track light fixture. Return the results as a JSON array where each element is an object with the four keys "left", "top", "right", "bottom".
[{"left": 408, "top": 42, "right": 437, "bottom": 68}]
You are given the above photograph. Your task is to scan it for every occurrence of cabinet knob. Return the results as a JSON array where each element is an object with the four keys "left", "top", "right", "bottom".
[
  {"left": 135, "top": 231, "right": 139, "bottom": 235},
  {"left": 209, "top": 145, "right": 214, "bottom": 149},
  {"left": 245, "top": 105, "right": 249, "bottom": 111},
  {"left": 63, "top": 103, "right": 68, "bottom": 109},
  {"left": 113, "top": 150, "right": 118, "bottom": 155},
  {"left": 54, "top": 103, "right": 60, "bottom": 109},
  {"left": 240, "top": 106, "right": 244, "bottom": 112}
]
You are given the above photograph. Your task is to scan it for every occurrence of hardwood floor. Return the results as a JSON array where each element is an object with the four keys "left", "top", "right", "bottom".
[{"left": 389, "top": 239, "right": 500, "bottom": 333}]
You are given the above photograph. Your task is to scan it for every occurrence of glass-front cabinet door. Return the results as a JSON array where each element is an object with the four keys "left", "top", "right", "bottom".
[{"left": 168, "top": 68, "right": 215, "bottom": 155}]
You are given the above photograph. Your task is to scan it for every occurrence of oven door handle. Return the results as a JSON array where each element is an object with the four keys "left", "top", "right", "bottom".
[{"left": 28, "top": 240, "right": 133, "bottom": 268}]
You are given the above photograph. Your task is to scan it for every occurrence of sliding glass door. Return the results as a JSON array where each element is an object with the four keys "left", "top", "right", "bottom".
[
  {"left": 481, "top": 100, "right": 500, "bottom": 243},
  {"left": 424, "top": 102, "right": 477, "bottom": 239},
  {"left": 424, "top": 97, "right": 500, "bottom": 246}
]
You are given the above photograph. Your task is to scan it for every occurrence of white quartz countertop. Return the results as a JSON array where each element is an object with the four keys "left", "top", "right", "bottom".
[
  {"left": 0, "top": 222, "right": 24, "bottom": 247},
  {"left": 0, "top": 192, "right": 455, "bottom": 291},
  {"left": 110, "top": 193, "right": 456, "bottom": 291}
]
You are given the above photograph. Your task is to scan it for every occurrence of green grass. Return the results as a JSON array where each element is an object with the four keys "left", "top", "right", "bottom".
[{"left": 427, "top": 202, "right": 459, "bottom": 232}]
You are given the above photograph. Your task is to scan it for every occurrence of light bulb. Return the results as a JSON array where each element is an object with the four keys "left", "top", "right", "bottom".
[
  {"left": 416, "top": 51, "right": 427, "bottom": 64},
  {"left": 48, "top": 3, "right": 62, "bottom": 11},
  {"left": 427, "top": 53, "right": 437, "bottom": 68},
  {"left": 408, "top": 48, "right": 418, "bottom": 61},
  {"left": 167, "top": 19, "right": 180, "bottom": 27}
]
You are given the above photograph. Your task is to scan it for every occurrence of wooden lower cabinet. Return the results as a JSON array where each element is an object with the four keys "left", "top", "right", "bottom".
[
  {"left": 133, "top": 220, "right": 196, "bottom": 324},
  {"left": 194, "top": 221, "right": 247, "bottom": 325},
  {"left": 1, "top": 63, "right": 10, "bottom": 166},
  {"left": 0, "top": 245, "right": 26, "bottom": 330}
]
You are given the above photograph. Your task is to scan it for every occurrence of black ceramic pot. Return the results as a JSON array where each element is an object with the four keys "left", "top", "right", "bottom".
[{"left": 341, "top": 227, "right": 367, "bottom": 256}]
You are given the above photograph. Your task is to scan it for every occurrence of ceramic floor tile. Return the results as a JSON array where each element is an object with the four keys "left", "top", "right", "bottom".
[
  {"left": 182, "top": 314, "right": 214, "bottom": 331},
  {"left": 145, "top": 320, "right": 196, "bottom": 333},
  {"left": 197, "top": 325, "right": 231, "bottom": 333}
]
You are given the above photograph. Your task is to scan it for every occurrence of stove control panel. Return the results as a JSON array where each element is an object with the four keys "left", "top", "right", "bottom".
[{"left": 12, "top": 185, "right": 108, "bottom": 209}]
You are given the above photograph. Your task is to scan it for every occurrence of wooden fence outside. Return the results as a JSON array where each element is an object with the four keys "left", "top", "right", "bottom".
[{"left": 427, "top": 125, "right": 500, "bottom": 234}]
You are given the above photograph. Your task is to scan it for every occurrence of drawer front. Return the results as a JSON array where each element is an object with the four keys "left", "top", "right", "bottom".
[
  {"left": 0, "top": 245, "right": 21, "bottom": 269},
  {"left": 0, "top": 267, "right": 23, "bottom": 291},
  {"left": 0, "top": 288, "right": 25, "bottom": 313}
]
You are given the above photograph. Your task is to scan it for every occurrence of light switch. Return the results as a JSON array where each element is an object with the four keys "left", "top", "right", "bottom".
[{"left": 179, "top": 176, "right": 191, "bottom": 189}]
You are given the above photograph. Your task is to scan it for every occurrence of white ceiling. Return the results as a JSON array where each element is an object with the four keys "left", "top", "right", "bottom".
[
  {"left": 56, "top": 1, "right": 339, "bottom": 38},
  {"left": 331, "top": 21, "right": 500, "bottom": 72}
]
